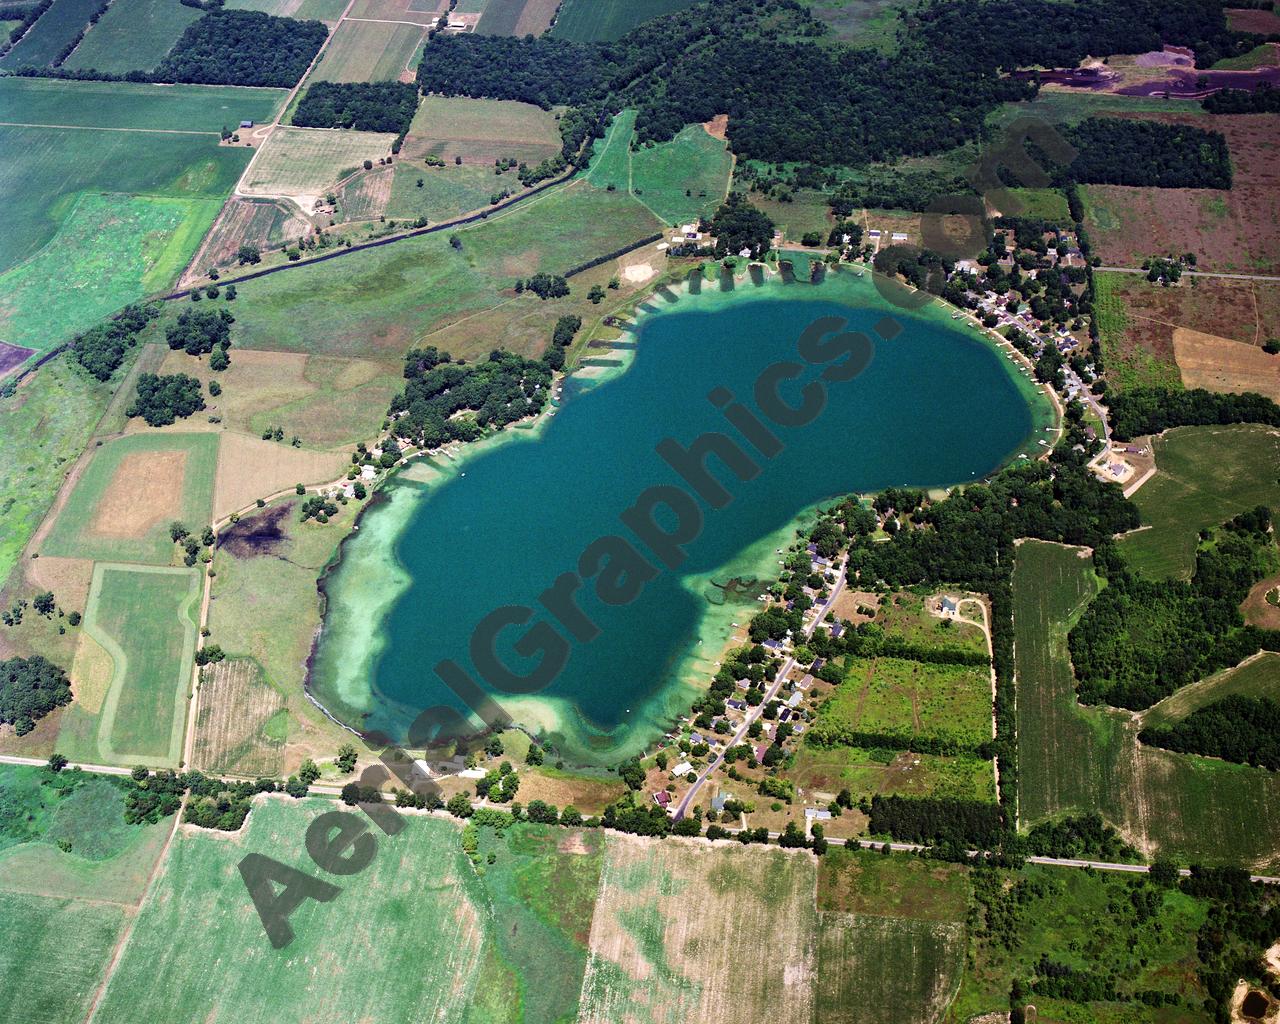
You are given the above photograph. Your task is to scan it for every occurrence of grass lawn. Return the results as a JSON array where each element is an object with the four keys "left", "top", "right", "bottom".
[
  {"left": 241, "top": 127, "right": 396, "bottom": 197},
  {"left": 1003, "top": 187, "right": 1072, "bottom": 224},
  {"left": 949, "top": 865, "right": 1212, "bottom": 1024},
  {"left": 403, "top": 95, "right": 563, "bottom": 166},
  {"left": 0, "top": 353, "right": 114, "bottom": 591},
  {"left": 0, "top": 0, "right": 108, "bottom": 67},
  {"left": 228, "top": 180, "right": 663, "bottom": 362},
  {"left": 749, "top": 188, "right": 833, "bottom": 242},
  {"left": 40, "top": 431, "right": 219, "bottom": 565},
  {"left": 309, "top": 19, "right": 423, "bottom": 83},
  {"left": 815, "top": 655, "right": 992, "bottom": 751},
  {"left": 0, "top": 890, "right": 127, "bottom": 1024},
  {"left": 92, "top": 799, "right": 487, "bottom": 1024},
  {"left": 1118, "top": 424, "right": 1280, "bottom": 579},
  {"left": 551, "top": 0, "right": 701, "bottom": 40},
  {"left": 57, "top": 564, "right": 199, "bottom": 767},
  {"left": 1013, "top": 540, "right": 1280, "bottom": 870},
  {"left": 64, "top": 0, "right": 202, "bottom": 73}
]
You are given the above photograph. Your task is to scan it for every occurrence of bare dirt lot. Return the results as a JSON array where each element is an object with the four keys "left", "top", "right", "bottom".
[
  {"left": 1085, "top": 113, "right": 1280, "bottom": 274},
  {"left": 90, "top": 450, "right": 187, "bottom": 539},
  {"left": 1174, "top": 327, "right": 1280, "bottom": 400}
]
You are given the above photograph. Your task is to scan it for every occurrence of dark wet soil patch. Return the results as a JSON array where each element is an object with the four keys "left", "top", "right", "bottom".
[{"left": 218, "top": 505, "right": 290, "bottom": 558}]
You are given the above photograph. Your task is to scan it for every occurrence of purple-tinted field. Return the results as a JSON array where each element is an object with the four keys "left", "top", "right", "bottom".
[{"left": 0, "top": 341, "right": 36, "bottom": 377}]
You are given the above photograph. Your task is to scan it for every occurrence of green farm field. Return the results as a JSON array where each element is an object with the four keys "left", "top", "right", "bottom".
[
  {"left": 226, "top": 0, "right": 347, "bottom": 17},
  {"left": 64, "top": 0, "right": 202, "bottom": 73},
  {"left": 0, "top": 353, "right": 114, "bottom": 591},
  {"left": 551, "top": 0, "right": 702, "bottom": 40},
  {"left": 1013, "top": 540, "right": 1280, "bottom": 870},
  {"left": 403, "top": 95, "right": 563, "bottom": 166},
  {"left": 475, "top": 0, "right": 557, "bottom": 36},
  {"left": 585, "top": 109, "right": 733, "bottom": 225},
  {"left": 815, "top": 655, "right": 993, "bottom": 752},
  {"left": 41, "top": 431, "right": 219, "bottom": 565},
  {"left": 0, "top": 891, "right": 126, "bottom": 1024},
  {"left": 1141, "top": 652, "right": 1280, "bottom": 729},
  {"left": 241, "top": 126, "right": 396, "bottom": 197},
  {"left": 1118, "top": 424, "right": 1280, "bottom": 579},
  {"left": 0, "top": 0, "right": 106, "bottom": 68},
  {"left": 56, "top": 564, "right": 199, "bottom": 767},
  {"left": 227, "top": 180, "right": 664, "bottom": 361},
  {"left": 580, "top": 835, "right": 820, "bottom": 1024},
  {"left": 91, "top": 800, "right": 482, "bottom": 1024},
  {"left": 310, "top": 19, "right": 423, "bottom": 83},
  {"left": 0, "top": 78, "right": 282, "bottom": 359}
]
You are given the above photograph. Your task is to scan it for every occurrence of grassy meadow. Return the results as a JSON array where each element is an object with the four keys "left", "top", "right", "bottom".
[
  {"left": 790, "top": 745, "right": 997, "bottom": 804},
  {"left": 40, "top": 431, "right": 219, "bottom": 565},
  {"left": 56, "top": 564, "right": 199, "bottom": 767},
  {"left": 1013, "top": 540, "right": 1280, "bottom": 870},
  {"left": 586, "top": 109, "right": 733, "bottom": 225},
  {"left": 64, "top": 0, "right": 201, "bottom": 73},
  {"left": 225, "top": 0, "right": 348, "bottom": 17},
  {"left": 1140, "top": 652, "right": 1280, "bottom": 730},
  {"left": 384, "top": 162, "right": 509, "bottom": 223},
  {"left": 817, "top": 656, "right": 993, "bottom": 751},
  {"left": 1118, "top": 424, "right": 1280, "bottom": 579},
  {"left": 227, "top": 180, "right": 664, "bottom": 362},
  {"left": 0, "top": 353, "right": 114, "bottom": 590}
]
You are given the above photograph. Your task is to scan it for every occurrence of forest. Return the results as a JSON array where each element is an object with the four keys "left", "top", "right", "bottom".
[
  {"left": 293, "top": 81, "right": 419, "bottom": 134},
  {"left": 153, "top": 11, "right": 327, "bottom": 88},
  {"left": 415, "top": 0, "right": 1254, "bottom": 170},
  {"left": 1069, "top": 507, "right": 1280, "bottom": 709},
  {"left": 866, "top": 794, "right": 1005, "bottom": 847},
  {"left": 1107, "top": 387, "right": 1280, "bottom": 440},
  {"left": 706, "top": 192, "right": 775, "bottom": 258},
  {"left": 388, "top": 346, "right": 553, "bottom": 448},
  {"left": 1139, "top": 695, "right": 1280, "bottom": 769},
  {"left": 1060, "top": 119, "right": 1232, "bottom": 190},
  {"left": 0, "top": 656, "right": 72, "bottom": 735},
  {"left": 127, "top": 373, "right": 206, "bottom": 426}
]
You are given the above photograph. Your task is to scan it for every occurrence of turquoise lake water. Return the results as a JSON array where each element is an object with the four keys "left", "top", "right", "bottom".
[{"left": 309, "top": 268, "right": 1048, "bottom": 764}]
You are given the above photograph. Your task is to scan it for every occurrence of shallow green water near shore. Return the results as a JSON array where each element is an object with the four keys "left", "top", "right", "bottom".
[{"left": 310, "top": 266, "right": 1052, "bottom": 764}]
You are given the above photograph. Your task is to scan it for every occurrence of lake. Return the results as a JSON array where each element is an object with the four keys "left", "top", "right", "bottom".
[{"left": 309, "top": 265, "right": 1052, "bottom": 765}]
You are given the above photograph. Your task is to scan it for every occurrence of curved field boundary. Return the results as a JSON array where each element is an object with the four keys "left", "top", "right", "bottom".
[{"left": 81, "top": 562, "right": 200, "bottom": 768}]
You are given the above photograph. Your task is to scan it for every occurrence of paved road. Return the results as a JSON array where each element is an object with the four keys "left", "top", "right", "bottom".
[
  {"left": 673, "top": 553, "right": 849, "bottom": 820},
  {"left": 1098, "top": 266, "right": 1280, "bottom": 283}
]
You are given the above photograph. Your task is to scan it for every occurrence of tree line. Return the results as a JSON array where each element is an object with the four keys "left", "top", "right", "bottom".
[
  {"left": 1139, "top": 694, "right": 1280, "bottom": 770},
  {"left": 1108, "top": 387, "right": 1280, "bottom": 440}
]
